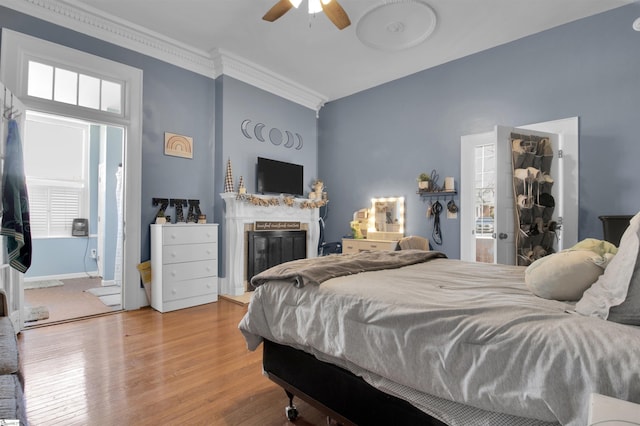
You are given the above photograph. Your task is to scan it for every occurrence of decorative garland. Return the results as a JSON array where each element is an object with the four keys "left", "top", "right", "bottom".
[{"left": 235, "top": 193, "right": 328, "bottom": 209}]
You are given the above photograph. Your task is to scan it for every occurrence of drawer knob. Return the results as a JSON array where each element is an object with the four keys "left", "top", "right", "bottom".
[
  {"left": 172, "top": 289, "right": 177, "bottom": 295},
  {"left": 170, "top": 252, "right": 176, "bottom": 258},
  {"left": 171, "top": 271, "right": 177, "bottom": 277}
]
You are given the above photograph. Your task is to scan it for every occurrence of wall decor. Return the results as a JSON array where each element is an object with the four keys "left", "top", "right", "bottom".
[
  {"left": 240, "top": 119, "right": 304, "bottom": 150},
  {"left": 164, "top": 132, "right": 193, "bottom": 159}
]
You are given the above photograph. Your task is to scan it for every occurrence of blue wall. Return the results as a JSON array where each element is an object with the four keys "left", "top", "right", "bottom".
[{"left": 319, "top": 3, "right": 640, "bottom": 258}]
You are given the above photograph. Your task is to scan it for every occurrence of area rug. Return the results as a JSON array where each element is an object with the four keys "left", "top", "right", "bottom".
[
  {"left": 24, "top": 280, "right": 64, "bottom": 290},
  {"left": 24, "top": 305, "right": 49, "bottom": 322},
  {"left": 98, "top": 294, "right": 121, "bottom": 307},
  {"left": 86, "top": 286, "right": 121, "bottom": 297}
]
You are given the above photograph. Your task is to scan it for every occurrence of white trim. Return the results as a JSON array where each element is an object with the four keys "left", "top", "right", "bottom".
[
  {"left": 1, "top": 28, "right": 144, "bottom": 311},
  {"left": 1, "top": 0, "right": 327, "bottom": 111},
  {"left": 213, "top": 49, "right": 327, "bottom": 111},
  {"left": 24, "top": 271, "right": 98, "bottom": 282}
]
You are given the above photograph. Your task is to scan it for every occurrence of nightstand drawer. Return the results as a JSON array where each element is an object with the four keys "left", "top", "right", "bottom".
[
  {"left": 162, "top": 243, "right": 217, "bottom": 264},
  {"left": 163, "top": 225, "right": 217, "bottom": 245}
]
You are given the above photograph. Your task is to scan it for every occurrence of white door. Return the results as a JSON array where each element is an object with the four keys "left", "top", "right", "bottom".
[
  {"left": 461, "top": 125, "right": 564, "bottom": 265},
  {"left": 461, "top": 128, "right": 518, "bottom": 264},
  {"left": 0, "top": 83, "right": 26, "bottom": 331}
]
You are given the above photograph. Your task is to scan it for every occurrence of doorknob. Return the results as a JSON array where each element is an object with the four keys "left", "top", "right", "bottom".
[{"left": 498, "top": 233, "right": 508, "bottom": 240}]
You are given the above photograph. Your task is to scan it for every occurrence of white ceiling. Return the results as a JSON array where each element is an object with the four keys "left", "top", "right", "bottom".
[{"left": 61, "top": 0, "right": 633, "bottom": 103}]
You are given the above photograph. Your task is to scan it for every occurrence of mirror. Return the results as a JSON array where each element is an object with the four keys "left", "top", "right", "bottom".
[{"left": 368, "top": 197, "right": 404, "bottom": 240}]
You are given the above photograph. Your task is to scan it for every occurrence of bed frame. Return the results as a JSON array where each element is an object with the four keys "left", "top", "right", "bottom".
[{"left": 263, "top": 339, "right": 446, "bottom": 425}]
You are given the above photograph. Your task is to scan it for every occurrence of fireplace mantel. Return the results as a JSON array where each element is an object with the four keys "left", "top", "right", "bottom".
[{"left": 221, "top": 193, "right": 320, "bottom": 296}]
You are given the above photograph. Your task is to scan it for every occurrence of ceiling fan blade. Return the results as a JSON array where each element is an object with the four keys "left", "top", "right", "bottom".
[
  {"left": 321, "top": 0, "right": 351, "bottom": 30},
  {"left": 263, "top": 0, "right": 294, "bottom": 22}
]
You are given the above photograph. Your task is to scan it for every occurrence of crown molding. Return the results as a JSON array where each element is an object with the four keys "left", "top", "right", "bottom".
[
  {"left": 2, "top": 0, "right": 327, "bottom": 111},
  {"left": 212, "top": 49, "right": 327, "bottom": 112}
]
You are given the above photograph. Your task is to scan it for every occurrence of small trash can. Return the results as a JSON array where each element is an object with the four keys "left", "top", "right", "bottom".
[
  {"left": 599, "top": 215, "right": 633, "bottom": 247},
  {"left": 137, "top": 261, "right": 152, "bottom": 303}
]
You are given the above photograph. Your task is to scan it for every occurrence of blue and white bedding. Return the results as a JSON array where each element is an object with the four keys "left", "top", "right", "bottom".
[{"left": 239, "top": 255, "right": 640, "bottom": 426}]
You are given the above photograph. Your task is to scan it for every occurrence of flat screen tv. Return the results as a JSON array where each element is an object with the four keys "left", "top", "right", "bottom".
[{"left": 256, "top": 157, "right": 304, "bottom": 197}]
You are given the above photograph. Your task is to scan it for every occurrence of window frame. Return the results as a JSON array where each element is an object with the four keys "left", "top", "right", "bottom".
[{"left": 24, "top": 112, "right": 91, "bottom": 238}]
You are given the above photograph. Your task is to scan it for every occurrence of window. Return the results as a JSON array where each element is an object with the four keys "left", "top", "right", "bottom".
[
  {"left": 27, "top": 60, "right": 123, "bottom": 114},
  {"left": 23, "top": 112, "right": 90, "bottom": 237}
]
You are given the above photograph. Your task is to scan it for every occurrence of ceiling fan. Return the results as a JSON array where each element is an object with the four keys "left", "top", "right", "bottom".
[{"left": 263, "top": 0, "right": 351, "bottom": 30}]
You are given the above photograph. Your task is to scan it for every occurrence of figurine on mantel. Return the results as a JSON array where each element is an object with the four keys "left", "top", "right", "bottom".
[{"left": 309, "top": 179, "right": 325, "bottom": 200}]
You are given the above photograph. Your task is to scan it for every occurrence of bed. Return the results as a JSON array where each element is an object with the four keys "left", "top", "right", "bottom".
[{"left": 239, "top": 216, "right": 640, "bottom": 426}]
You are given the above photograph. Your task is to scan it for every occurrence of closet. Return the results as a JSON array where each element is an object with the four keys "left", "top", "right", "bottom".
[{"left": 460, "top": 118, "right": 579, "bottom": 265}]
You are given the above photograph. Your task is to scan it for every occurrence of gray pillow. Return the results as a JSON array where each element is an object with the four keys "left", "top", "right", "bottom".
[{"left": 608, "top": 247, "right": 640, "bottom": 325}]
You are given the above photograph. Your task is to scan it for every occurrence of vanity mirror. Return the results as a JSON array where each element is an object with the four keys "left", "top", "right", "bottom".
[{"left": 368, "top": 197, "right": 405, "bottom": 241}]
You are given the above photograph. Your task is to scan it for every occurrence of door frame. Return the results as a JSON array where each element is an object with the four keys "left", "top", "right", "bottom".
[{"left": 1, "top": 29, "right": 143, "bottom": 318}]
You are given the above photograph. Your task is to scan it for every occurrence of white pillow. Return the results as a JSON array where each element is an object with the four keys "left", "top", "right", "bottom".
[
  {"left": 525, "top": 250, "right": 607, "bottom": 301},
  {"left": 575, "top": 212, "right": 640, "bottom": 320}
]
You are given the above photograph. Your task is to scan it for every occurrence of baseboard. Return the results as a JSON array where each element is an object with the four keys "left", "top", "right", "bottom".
[{"left": 24, "top": 271, "right": 100, "bottom": 282}]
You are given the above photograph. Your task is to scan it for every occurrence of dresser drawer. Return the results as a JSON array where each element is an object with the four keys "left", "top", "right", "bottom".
[
  {"left": 342, "top": 239, "right": 397, "bottom": 254},
  {"left": 162, "top": 259, "right": 217, "bottom": 283},
  {"left": 162, "top": 276, "right": 217, "bottom": 302},
  {"left": 162, "top": 243, "right": 217, "bottom": 264},
  {"left": 163, "top": 225, "right": 217, "bottom": 245}
]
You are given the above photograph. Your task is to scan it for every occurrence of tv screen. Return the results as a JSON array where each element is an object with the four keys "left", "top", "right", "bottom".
[{"left": 256, "top": 157, "right": 304, "bottom": 197}]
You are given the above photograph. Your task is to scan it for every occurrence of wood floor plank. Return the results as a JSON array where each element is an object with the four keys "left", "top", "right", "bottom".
[{"left": 18, "top": 300, "right": 328, "bottom": 425}]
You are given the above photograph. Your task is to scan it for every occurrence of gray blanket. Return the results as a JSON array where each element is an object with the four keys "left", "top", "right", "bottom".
[{"left": 250, "top": 249, "right": 446, "bottom": 288}]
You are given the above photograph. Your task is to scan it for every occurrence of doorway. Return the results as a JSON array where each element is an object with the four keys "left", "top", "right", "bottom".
[
  {"left": 1, "top": 28, "right": 144, "bottom": 330},
  {"left": 22, "top": 111, "right": 124, "bottom": 326},
  {"left": 460, "top": 118, "right": 579, "bottom": 265}
]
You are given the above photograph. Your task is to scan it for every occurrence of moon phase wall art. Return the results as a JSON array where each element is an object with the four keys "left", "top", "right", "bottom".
[
  {"left": 240, "top": 119, "right": 303, "bottom": 150},
  {"left": 164, "top": 132, "right": 193, "bottom": 159}
]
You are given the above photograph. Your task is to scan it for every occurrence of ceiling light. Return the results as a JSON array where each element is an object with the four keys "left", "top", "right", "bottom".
[
  {"left": 634, "top": 17, "right": 640, "bottom": 32},
  {"left": 292, "top": 0, "right": 333, "bottom": 15},
  {"left": 308, "top": 0, "right": 323, "bottom": 14}
]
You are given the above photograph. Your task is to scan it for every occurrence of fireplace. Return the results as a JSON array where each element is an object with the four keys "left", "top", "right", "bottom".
[
  {"left": 221, "top": 193, "right": 320, "bottom": 296},
  {"left": 246, "top": 229, "right": 307, "bottom": 290}
]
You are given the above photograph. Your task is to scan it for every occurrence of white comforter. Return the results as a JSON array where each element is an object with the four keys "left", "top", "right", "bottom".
[{"left": 239, "top": 258, "right": 640, "bottom": 426}]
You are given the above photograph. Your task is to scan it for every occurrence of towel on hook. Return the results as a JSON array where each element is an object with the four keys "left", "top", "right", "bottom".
[{"left": 1, "top": 119, "right": 31, "bottom": 272}]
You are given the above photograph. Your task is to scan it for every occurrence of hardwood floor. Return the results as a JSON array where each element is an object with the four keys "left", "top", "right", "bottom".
[{"left": 18, "top": 299, "right": 327, "bottom": 425}]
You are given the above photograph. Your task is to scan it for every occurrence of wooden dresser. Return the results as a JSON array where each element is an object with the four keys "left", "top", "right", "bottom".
[
  {"left": 341, "top": 238, "right": 398, "bottom": 254},
  {"left": 151, "top": 223, "right": 218, "bottom": 312}
]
